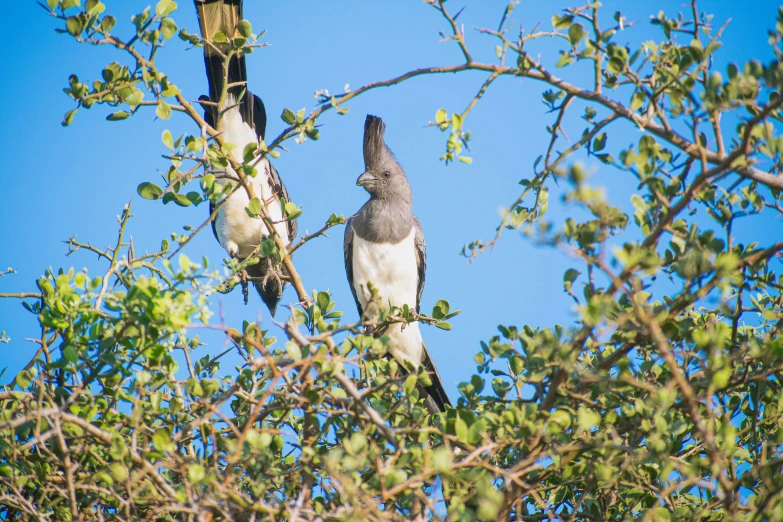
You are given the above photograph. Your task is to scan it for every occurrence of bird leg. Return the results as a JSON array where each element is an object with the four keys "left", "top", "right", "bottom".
[
  {"left": 240, "top": 268, "right": 249, "bottom": 305},
  {"left": 229, "top": 247, "right": 250, "bottom": 305},
  {"left": 260, "top": 267, "right": 282, "bottom": 294}
]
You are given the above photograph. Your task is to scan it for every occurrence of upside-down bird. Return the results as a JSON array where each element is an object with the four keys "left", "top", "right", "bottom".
[
  {"left": 195, "top": 0, "right": 296, "bottom": 315},
  {"left": 343, "top": 115, "right": 451, "bottom": 414}
]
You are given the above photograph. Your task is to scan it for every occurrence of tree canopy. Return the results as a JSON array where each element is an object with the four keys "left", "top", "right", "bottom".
[{"left": 2, "top": 0, "right": 783, "bottom": 520}]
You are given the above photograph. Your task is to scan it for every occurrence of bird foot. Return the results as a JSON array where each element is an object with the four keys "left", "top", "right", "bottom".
[
  {"left": 241, "top": 268, "right": 249, "bottom": 305},
  {"left": 260, "top": 269, "right": 282, "bottom": 292}
]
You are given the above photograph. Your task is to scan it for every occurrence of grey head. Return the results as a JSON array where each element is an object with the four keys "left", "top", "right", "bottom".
[{"left": 356, "top": 115, "right": 412, "bottom": 204}]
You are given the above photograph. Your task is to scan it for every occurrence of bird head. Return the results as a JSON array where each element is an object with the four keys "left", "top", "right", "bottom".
[{"left": 357, "top": 115, "right": 412, "bottom": 203}]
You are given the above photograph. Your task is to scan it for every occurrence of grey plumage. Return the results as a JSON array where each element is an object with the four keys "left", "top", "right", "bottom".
[{"left": 344, "top": 115, "right": 451, "bottom": 414}]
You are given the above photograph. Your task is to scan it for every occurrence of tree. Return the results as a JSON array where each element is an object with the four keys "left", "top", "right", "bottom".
[{"left": 2, "top": 0, "right": 783, "bottom": 520}]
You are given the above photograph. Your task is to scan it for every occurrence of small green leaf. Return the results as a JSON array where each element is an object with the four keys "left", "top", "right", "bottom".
[
  {"left": 65, "top": 16, "right": 82, "bottom": 36},
  {"left": 62, "top": 345, "right": 78, "bottom": 364},
  {"left": 156, "top": 101, "right": 172, "bottom": 120},
  {"left": 162, "top": 129, "right": 174, "bottom": 150},
  {"left": 137, "top": 182, "right": 163, "bottom": 200},
  {"left": 236, "top": 20, "right": 252, "bottom": 38},
  {"left": 434, "top": 322, "right": 452, "bottom": 331},
  {"left": 247, "top": 198, "right": 262, "bottom": 216},
  {"left": 563, "top": 268, "right": 580, "bottom": 292},
  {"left": 155, "top": 0, "right": 177, "bottom": 17},
  {"left": 435, "top": 108, "right": 447, "bottom": 124},
  {"left": 568, "top": 23, "right": 586, "bottom": 46},
  {"left": 593, "top": 132, "right": 607, "bottom": 152},
  {"left": 555, "top": 52, "right": 574, "bottom": 68},
  {"left": 160, "top": 18, "right": 177, "bottom": 40},
  {"left": 62, "top": 109, "right": 77, "bottom": 127},
  {"left": 187, "top": 464, "right": 205, "bottom": 483},
  {"left": 578, "top": 408, "right": 601, "bottom": 431},
  {"left": 455, "top": 417, "right": 469, "bottom": 444},
  {"left": 552, "top": 14, "right": 574, "bottom": 29},
  {"left": 286, "top": 341, "right": 302, "bottom": 361},
  {"left": 432, "top": 299, "right": 450, "bottom": 319},
  {"left": 281, "top": 108, "right": 296, "bottom": 125},
  {"left": 106, "top": 111, "right": 130, "bottom": 121}
]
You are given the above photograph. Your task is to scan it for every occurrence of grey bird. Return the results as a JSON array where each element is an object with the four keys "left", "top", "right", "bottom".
[
  {"left": 343, "top": 115, "right": 451, "bottom": 414},
  {"left": 195, "top": 0, "right": 296, "bottom": 315}
]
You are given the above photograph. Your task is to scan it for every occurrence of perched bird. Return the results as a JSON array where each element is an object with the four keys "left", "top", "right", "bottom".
[
  {"left": 344, "top": 115, "right": 451, "bottom": 414},
  {"left": 195, "top": 0, "right": 296, "bottom": 315}
]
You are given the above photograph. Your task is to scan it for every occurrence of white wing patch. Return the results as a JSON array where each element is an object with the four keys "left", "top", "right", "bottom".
[
  {"left": 351, "top": 228, "right": 423, "bottom": 368},
  {"left": 214, "top": 96, "right": 288, "bottom": 258}
]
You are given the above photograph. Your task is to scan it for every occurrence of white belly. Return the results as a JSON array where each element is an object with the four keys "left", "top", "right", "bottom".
[
  {"left": 214, "top": 100, "right": 289, "bottom": 258},
  {"left": 352, "top": 228, "right": 423, "bottom": 367}
]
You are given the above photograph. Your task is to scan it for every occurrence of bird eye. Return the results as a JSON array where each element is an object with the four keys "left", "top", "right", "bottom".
[{"left": 383, "top": 170, "right": 391, "bottom": 178}]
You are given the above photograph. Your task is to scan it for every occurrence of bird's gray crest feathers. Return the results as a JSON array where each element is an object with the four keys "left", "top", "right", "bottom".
[{"left": 363, "top": 115, "right": 394, "bottom": 169}]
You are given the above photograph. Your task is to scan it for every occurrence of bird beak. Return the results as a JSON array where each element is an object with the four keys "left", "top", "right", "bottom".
[{"left": 356, "top": 172, "right": 376, "bottom": 187}]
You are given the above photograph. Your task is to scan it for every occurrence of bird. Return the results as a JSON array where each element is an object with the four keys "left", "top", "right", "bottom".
[
  {"left": 343, "top": 115, "right": 451, "bottom": 415},
  {"left": 194, "top": 0, "right": 296, "bottom": 316}
]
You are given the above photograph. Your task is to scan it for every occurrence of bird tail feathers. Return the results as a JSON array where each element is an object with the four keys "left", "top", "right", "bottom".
[
  {"left": 194, "top": 0, "right": 252, "bottom": 126},
  {"left": 419, "top": 343, "right": 452, "bottom": 415}
]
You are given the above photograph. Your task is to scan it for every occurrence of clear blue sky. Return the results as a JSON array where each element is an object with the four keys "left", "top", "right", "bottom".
[{"left": 1, "top": 1, "right": 780, "bottom": 395}]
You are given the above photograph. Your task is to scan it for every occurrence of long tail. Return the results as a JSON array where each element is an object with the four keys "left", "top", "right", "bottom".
[
  {"left": 420, "top": 344, "right": 451, "bottom": 415},
  {"left": 194, "top": 0, "right": 256, "bottom": 132}
]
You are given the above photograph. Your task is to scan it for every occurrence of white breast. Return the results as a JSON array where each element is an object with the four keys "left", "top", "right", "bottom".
[
  {"left": 352, "top": 228, "right": 423, "bottom": 367},
  {"left": 214, "top": 99, "right": 289, "bottom": 258}
]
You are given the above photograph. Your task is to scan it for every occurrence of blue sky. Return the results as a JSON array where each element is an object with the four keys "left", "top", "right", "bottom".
[{"left": 1, "top": 0, "right": 780, "bottom": 396}]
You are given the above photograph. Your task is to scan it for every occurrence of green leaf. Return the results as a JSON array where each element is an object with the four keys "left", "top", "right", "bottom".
[
  {"left": 555, "top": 52, "right": 574, "bottom": 68},
  {"left": 160, "top": 18, "right": 177, "bottom": 40},
  {"left": 162, "top": 129, "right": 174, "bottom": 150},
  {"left": 454, "top": 417, "right": 469, "bottom": 444},
  {"left": 101, "top": 15, "right": 116, "bottom": 32},
  {"left": 563, "top": 268, "right": 580, "bottom": 293},
  {"left": 432, "top": 299, "right": 450, "bottom": 319},
  {"left": 85, "top": 0, "right": 105, "bottom": 15},
  {"left": 284, "top": 201, "right": 302, "bottom": 220},
  {"left": 593, "top": 133, "right": 607, "bottom": 152},
  {"left": 550, "top": 409, "right": 571, "bottom": 429},
  {"left": 236, "top": 20, "right": 252, "bottom": 38},
  {"left": 281, "top": 108, "right": 296, "bottom": 125},
  {"left": 156, "top": 101, "right": 172, "bottom": 120},
  {"left": 285, "top": 341, "right": 302, "bottom": 361},
  {"left": 62, "top": 109, "right": 77, "bottom": 127},
  {"left": 62, "top": 345, "right": 78, "bottom": 363},
  {"left": 247, "top": 198, "right": 262, "bottom": 216},
  {"left": 552, "top": 14, "right": 574, "bottom": 29},
  {"left": 435, "top": 108, "right": 447, "bottom": 125},
  {"left": 65, "top": 16, "right": 82, "bottom": 36},
  {"left": 106, "top": 111, "right": 130, "bottom": 121},
  {"left": 187, "top": 464, "right": 205, "bottom": 483},
  {"left": 578, "top": 408, "right": 601, "bottom": 431},
  {"left": 155, "top": 0, "right": 177, "bottom": 17},
  {"left": 568, "top": 23, "right": 586, "bottom": 46},
  {"left": 137, "top": 182, "right": 163, "bottom": 200},
  {"left": 434, "top": 321, "right": 452, "bottom": 331}
]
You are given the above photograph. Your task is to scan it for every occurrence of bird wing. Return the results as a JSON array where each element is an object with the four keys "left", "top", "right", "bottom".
[
  {"left": 413, "top": 216, "right": 426, "bottom": 314},
  {"left": 268, "top": 160, "right": 297, "bottom": 244},
  {"left": 420, "top": 343, "right": 452, "bottom": 413},
  {"left": 343, "top": 220, "right": 363, "bottom": 318},
  {"left": 413, "top": 217, "right": 451, "bottom": 413}
]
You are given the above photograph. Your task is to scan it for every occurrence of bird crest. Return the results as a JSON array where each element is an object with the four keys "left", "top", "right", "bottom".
[{"left": 363, "top": 115, "right": 393, "bottom": 169}]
